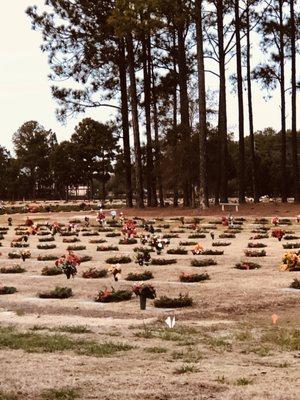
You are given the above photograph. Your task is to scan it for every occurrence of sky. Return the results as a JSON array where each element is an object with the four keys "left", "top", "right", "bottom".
[{"left": 0, "top": 1, "right": 298, "bottom": 152}]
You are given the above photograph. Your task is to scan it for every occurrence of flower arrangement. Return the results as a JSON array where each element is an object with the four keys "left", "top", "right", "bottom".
[
  {"left": 126, "top": 271, "right": 153, "bottom": 281},
  {"left": 55, "top": 252, "right": 81, "bottom": 279},
  {"left": 244, "top": 249, "right": 266, "bottom": 257},
  {"left": 179, "top": 272, "right": 210, "bottom": 282},
  {"left": 235, "top": 262, "right": 261, "bottom": 270},
  {"left": 149, "top": 236, "right": 168, "bottom": 255},
  {"left": 154, "top": 294, "right": 193, "bottom": 308},
  {"left": 221, "top": 216, "right": 228, "bottom": 226},
  {"left": 95, "top": 287, "right": 132, "bottom": 303},
  {"left": 132, "top": 282, "right": 156, "bottom": 309},
  {"left": 280, "top": 252, "right": 300, "bottom": 271},
  {"left": 108, "top": 265, "right": 122, "bottom": 281},
  {"left": 192, "top": 244, "right": 204, "bottom": 255},
  {"left": 121, "top": 220, "right": 137, "bottom": 238},
  {"left": 132, "top": 282, "right": 156, "bottom": 298},
  {"left": 135, "top": 251, "right": 151, "bottom": 266},
  {"left": 191, "top": 258, "right": 217, "bottom": 267},
  {"left": 272, "top": 228, "right": 285, "bottom": 241},
  {"left": 82, "top": 268, "right": 108, "bottom": 279}
]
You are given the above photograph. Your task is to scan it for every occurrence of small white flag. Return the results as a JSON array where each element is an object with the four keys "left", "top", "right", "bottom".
[{"left": 165, "top": 316, "right": 176, "bottom": 328}]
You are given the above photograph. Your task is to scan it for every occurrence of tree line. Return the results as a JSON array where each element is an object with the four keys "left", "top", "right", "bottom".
[
  {"left": 5, "top": 0, "right": 299, "bottom": 206},
  {"left": 0, "top": 120, "right": 298, "bottom": 203}
]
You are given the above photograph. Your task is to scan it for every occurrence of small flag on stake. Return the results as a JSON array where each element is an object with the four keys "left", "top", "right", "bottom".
[{"left": 165, "top": 316, "right": 176, "bottom": 328}]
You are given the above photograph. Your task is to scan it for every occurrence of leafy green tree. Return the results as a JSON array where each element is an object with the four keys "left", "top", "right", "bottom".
[
  {"left": 70, "top": 118, "right": 118, "bottom": 199},
  {"left": 12, "top": 121, "right": 57, "bottom": 198}
]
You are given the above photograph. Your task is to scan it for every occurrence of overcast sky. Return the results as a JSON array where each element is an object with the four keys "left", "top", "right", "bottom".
[{"left": 0, "top": 1, "right": 298, "bottom": 152}]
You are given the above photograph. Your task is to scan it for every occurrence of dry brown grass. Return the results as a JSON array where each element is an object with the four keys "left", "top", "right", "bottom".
[{"left": 0, "top": 209, "right": 299, "bottom": 399}]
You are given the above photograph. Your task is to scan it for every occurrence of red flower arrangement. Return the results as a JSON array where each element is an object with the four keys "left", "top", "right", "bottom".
[
  {"left": 121, "top": 220, "right": 137, "bottom": 238},
  {"left": 272, "top": 228, "right": 285, "bottom": 241},
  {"left": 55, "top": 251, "right": 81, "bottom": 279},
  {"left": 272, "top": 216, "right": 279, "bottom": 226},
  {"left": 221, "top": 216, "right": 228, "bottom": 226}
]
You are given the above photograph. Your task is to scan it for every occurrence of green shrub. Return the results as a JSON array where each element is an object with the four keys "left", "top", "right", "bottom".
[
  {"left": 191, "top": 258, "right": 217, "bottom": 267},
  {"left": 0, "top": 286, "right": 17, "bottom": 295},
  {"left": 154, "top": 294, "right": 193, "bottom": 308},
  {"left": 97, "top": 245, "right": 119, "bottom": 252},
  {"left": 39, "top": 287, "right": 73, "bottom": 299},
  {"left": 126, "top": 271, "right": 153, "bottom": 281},
  {"left": 37, "top": 244, "right": 57, "bottom": 250},
  {"left": 179, "top": 272, "right": 210, "bottom": 282},
  {"left": 151, "top": 258, "right": 177, "bottom": 265},
  {"left": 289, "top": 278, "right": 300, "bottom": 289},
  {"left": 106, "top": 256, "right": 131, "bottom": 264},
  {"left": 82, "top": 268, "right": 108, "bottom": 279},
  {"left": 66, "top": 245, "right": 86, "bottom": 251},
  {"left": 95, "top": 288, "right": 132, "bottom": 302},
  {"left": 0, "top": 265, "right": 26, "bottom": 274},
  {"left": 41, "top": 266, "right": 63, "bottom": 276},
  {"left": 167, "top": 248, "right": 188, "bottom": 255}
]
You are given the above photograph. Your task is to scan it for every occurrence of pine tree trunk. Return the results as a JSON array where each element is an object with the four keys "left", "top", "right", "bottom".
[
  {"left": 235, "top": 0, "right": 245, "bottom": 203},
  {"left": 290, "top": 0, "right": 299, "bottom": 202},
  {"left": 142, "top": 33, "right": 154, "bottom": 207},
  {"left": 172, "top": 29, "right": 179, "bottom": 208},
  {"left": 216, "top": 0, "right": 228, "bottom": 203},
  {"left": 246, "top": 2, "right": 259, "bottom": 202},
  {"left": 151, "top": 62, "right": 164, "bottom": 207},
  {"left": 126, "top": 32, "right": 144, "bottom": 208},
  {"left": 279, "top": 0, "right": 287, "bottom": 203},
  {"left": 118, "top": 39, "right": 133, "bottom": 208},
  {"left": 177, "top": 16, "right": 191, "bottom": 207},
  {"left": 195, "top": 0, "right": 209, "bottom": 209},
  {"left": 147, "top": 34, "right": 158, "bottom": 206}
]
